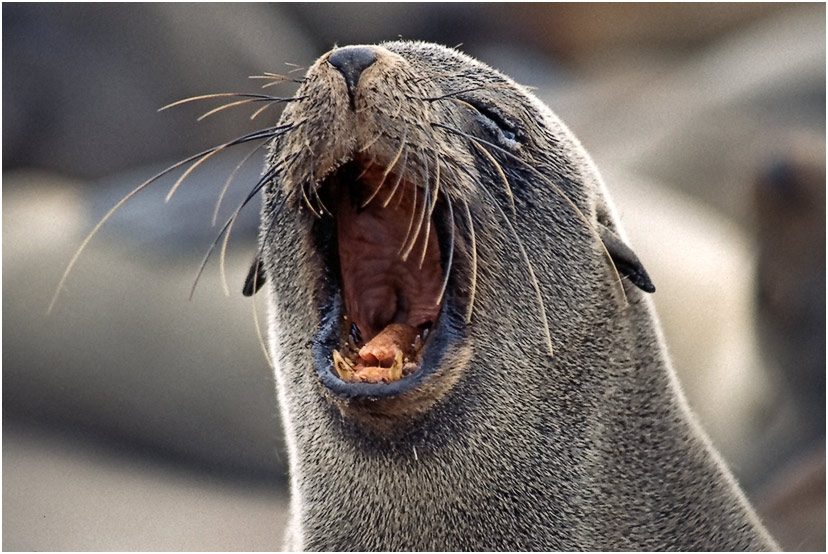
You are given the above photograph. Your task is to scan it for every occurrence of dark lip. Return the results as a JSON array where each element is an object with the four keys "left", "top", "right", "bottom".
[{"left": 310, "top": 192, "right": 462, "bottom": 400}]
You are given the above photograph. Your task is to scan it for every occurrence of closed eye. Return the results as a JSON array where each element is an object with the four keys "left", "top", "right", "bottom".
[{"left": 460, "top": 98, "right": 520, "bottom": 151}]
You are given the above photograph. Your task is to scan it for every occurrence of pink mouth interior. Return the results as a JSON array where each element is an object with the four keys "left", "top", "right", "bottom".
[{"left": 333, "top": 163, "right": 443, "bottom": 382}]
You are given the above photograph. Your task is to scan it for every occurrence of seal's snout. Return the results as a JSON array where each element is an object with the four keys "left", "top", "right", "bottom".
[{"left": 327, "top": 46, "right": 377, "bottom": 107}]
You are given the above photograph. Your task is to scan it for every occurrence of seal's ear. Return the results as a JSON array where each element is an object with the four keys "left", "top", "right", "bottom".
[
  {"left": 242, "top": 255, "right": 267, "bottom": 296},
  {"left": 598, "top": 225, "right": 656, "bottom": 293}
]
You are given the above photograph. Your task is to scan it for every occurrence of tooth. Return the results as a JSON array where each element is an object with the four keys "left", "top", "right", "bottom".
[
  {"left": 388, "top": 350, "right": 403, "bottom": 382},
  {"left": 333, "top": 349, "right": 354, "bottom": 380},
  {"left": 422, "top": 327, "right": 430, "bottom": 341},
  {"left": 413, "top": 335, "right": 422, "bottom": 351}
]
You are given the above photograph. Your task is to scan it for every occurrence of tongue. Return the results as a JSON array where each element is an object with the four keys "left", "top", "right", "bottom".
[{"left": 358, "top": 323, "right": 419, "bottom": 366}]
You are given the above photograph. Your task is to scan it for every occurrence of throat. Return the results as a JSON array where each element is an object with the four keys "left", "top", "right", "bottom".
[{"left": 332, "top": 169, "right": 442, "bottom": 383}]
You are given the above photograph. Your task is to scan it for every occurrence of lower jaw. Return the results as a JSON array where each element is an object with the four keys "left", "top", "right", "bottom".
[
  {"left": 311, "top": 288, "right": 455, "bottom": 400},
  {"left": 310, "top": 302, "right": 471, "bottom": 435}
]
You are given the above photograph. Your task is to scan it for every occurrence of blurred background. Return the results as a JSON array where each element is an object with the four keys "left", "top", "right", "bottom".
[{"left": 3, "top": 3, "right": 824, "bottom": 550}]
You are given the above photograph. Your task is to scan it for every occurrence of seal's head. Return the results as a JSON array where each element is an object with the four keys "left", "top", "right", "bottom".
[{"left": 250, "top": 41, "right": 653, "bottom": 427}]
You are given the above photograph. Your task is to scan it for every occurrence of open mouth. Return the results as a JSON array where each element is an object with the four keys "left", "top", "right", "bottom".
[{"left": 312, "top": 154, "right": 451, "bottom": 397}]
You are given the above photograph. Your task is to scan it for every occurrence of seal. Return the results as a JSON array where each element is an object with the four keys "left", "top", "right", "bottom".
[
  {"left": 51, "top": 41, "right": 777, "bottom": 550},
  {"left": 245, "top": 41, "right": 778, "bottom": 550}
]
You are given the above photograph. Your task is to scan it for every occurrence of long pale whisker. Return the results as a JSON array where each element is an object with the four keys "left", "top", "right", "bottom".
[
  {"left": 310, "top": 176, "right": 332, "bottom": 217},
  {"left": 165, "top": 124, "right": 291, "bottom": 203},
  {"left": 414, "top": 84, "right": 514, "bottom": 103},
  {"left": 48, "top": 177, "right": 157, "bottom": 315},
  {"left": 480, "top": 180, "right": 553, "bottom": 357},
  {"left": 166, "top": 147, "right": 226, "bottom": 203},
  {"left": 357, "top": 130, "right": 385, "bottom": 152},
  {"left": 47, "top": 131, "right": 279, "bottom": 314},
  {"left": 159, "top": 93, "right": 300, "bottom": 112},
  {"left": 251, "top": 258, "right": 275, "bottom": 369},
  {"left": 360, "top": 128, "right": 407, "bottom": 209},
  {"left": 193, "top": 163, "right": 281, "bottom": 299},
  {"left": 471, "top": 141, "right": 516, "bottom": 216},
  {"left": 400, "top": 149, "right": 430, "bottom": 261},
  {"left": 250, "top": 102, "right": 276, "bottom": 120},
  {"left": 392, "top": 151, "right": 412, "bottom": 211},
  {"left": 402, "top": 173, "right": 430, "bottom": 262},
  {"left": 434, "top": 122, "right": 627, "bottom": 307},
  {"left": 250, "top": 72, "right": 305, "bottom": 85},
  {"left": 419, "top": 140, "right": 441, "bottom": 268},
  {"left": 462, "top": 199, "right": 478, "bottom": 323},
  {"left": 399, "top": 156, "right": 420, "bottom": 256},
  {"left": 435, "top": 191, "right": 455, "bottom": 306},
  {"left": 433, "top": 124, "right": 554, "bottom": 356},
  {"left": 212, "top": 142, "right": 267, "bottom": 226},
  {"left": 197, "top": 98, "right": 266, "bottom": 121},
  {"left": 299, "top": 144, "right": 322, "bottom": 218},
  {"left": 382, "top": 147, "right": 409, "bottom": 209}
]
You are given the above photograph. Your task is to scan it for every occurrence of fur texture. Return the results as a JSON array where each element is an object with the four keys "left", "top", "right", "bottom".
[{"left": 257, "top": 41, "right": 777, "bottom": 550}]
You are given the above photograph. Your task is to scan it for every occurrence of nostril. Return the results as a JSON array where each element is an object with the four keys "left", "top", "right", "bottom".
[{"left": 327, "top": 46, "right": 377, "bottom": 107}]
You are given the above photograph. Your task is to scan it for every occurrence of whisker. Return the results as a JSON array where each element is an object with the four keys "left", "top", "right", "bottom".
[
  {"left": 415, "top": 84, "right": 514, "bottom": 103},
  {"left": 249, "top": 72, "right": 305, "bottom": 85},
  {"left": 358, "top": 130, "right": 385, "bottom": 152},
  {"left": 433, "top": 124, "right": 556, "bottom": 356},
  {"left": 400, "top": 148, "right": 430, "bottom": 260},
  {"left": 300, "top": 181, "right": 321, "bottom": 218},
  {"left": 403, "top": 164, "right": 430, "bottom": 262},
  {"left": 434, "top": 122, "right": 627, "bottom": 307},
  {"left": 450, "top": 99, "right": 515, "bottom": 216},
  {"left": 48, "top": 177, "right": 157, "bottom": 314},
  {"left": 391, "top": 93, "right": 406, "bottom": 119},
  {"left": 310, "top": 170, "right": 332, "bottom": 217},
  {"left": 165, "top": 146, "right": 225, "bottom": 203},
  {"left": 411, "top": 71, "right": 468, "bottom": 84},
  {"left": 244, "top": 192, "right": 286, "bottom": 298},
  {"left": 399, "top": 154, "right": 420, "bottom": 256},
  {"left": 382, "top": 146, "right": 409, "bottom": 209},
  {"left": 435, "top": 190, "right": 455, "bottom": 306},
  {"left": 165, "top": 124, "right": 294, "bottom": 203},
  {"left": 414, "top": 176, "right": 432, "bottom": 267},
  {"left": 159, "top": 93, "right": 301, "bottom": 112},
  {"left": 427, "top": 146, "right": 442, "bottom": 218},
  {"left": 481, "top": 180, "right": 553, "bottom": 357},
  {"left": 193, "top": 162, "right": 282, "bottom": 299},
  {"left": 212, "top": 141, "right": 267, "bottom": 226},
  {"left": 419, "top": 137, "right": 442, "bottom": 268},
  {"left": 250, "top": 102, "right": 276, "bottom": 120},
  {"left": 392, "top": 148, "right": 410, "bottom": 211},
  {"left": 361, "top": 128, "right": 407, "bottom": 209},
  {"left": 47, "top": 127, "right": 285, "bottom": 314},
  {"left": 462, "top": 199, "right": 478, "bottom": 323},
  {"left": 355, "top": 156, "right": 376, "bottom": 182},
  {"left": 299, "top": 144, "right": 322, "bottom": 218},
  {"left": 471, "top": 141, "right": 516, "bottom": 216},
  {"left": 196, "top": 97, "right": 290, "bottom": 122},
  {"left": 251, "top": 257, "right": 275, "bottom": 369}
]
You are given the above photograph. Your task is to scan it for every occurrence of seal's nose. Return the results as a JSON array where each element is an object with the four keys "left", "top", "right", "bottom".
[{"left": 328, "top": 46, "right": 377, "bottom": 107}]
